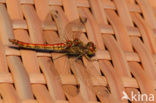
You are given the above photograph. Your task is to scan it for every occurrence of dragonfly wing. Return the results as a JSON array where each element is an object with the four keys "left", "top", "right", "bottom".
[
  {"left": 64, "top": 17, "right": 87, "bottom": 40},
  {"left": 51, "top": 9, "right": 70, "bottom": 42},
  {"left": 51, "top": 9, "right": 87, "bottom": 41}
]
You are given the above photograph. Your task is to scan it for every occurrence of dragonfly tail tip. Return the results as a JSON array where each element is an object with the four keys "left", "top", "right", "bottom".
[{"left": 9, "top": 38, "right": 17, "bottom": 44}]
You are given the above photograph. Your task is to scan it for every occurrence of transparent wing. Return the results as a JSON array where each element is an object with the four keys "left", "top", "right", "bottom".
[
  {"left": 51, "top": 9, "right": 87, "bottom": 41},
  {"left": 51, "top": 9, "right": 69, "bottom": 42},
  {"left": 64, "top": 17, "right": 87, "bottom": 40}
]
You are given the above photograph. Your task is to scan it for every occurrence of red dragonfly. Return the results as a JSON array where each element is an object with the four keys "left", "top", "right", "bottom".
[{"left": 9, "top": 11, "right": 96, "bottom": 60}]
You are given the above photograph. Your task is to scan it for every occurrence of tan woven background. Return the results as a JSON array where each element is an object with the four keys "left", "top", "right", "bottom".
[{"left": 0, "top": 0, "right": 156, "bottom": 103}]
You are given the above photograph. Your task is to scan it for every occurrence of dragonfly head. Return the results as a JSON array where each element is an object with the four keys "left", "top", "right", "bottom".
[{"left": 86, "top": 42, "right": 96, "bottom": 57}]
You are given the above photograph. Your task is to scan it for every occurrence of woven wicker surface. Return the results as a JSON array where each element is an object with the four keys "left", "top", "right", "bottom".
[{"left": 0, "top": 0, "right": 156, "bottom": 103}]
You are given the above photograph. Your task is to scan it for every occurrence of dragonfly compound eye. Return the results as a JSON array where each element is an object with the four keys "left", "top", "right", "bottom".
[{"left": 86, "top": 42, "right": 96, "bottom": 56}]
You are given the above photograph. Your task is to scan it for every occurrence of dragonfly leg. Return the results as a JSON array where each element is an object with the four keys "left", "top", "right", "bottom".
[
  {"left": 84, "top": 54, "right": 98, "bottom": 61},
  {"left": 74, "top": 54, "right": 84, "bottom": 62},
  {"left": 52, "top": 53, "right": 66, "bottom": 60},
  {"left": 84, "top": 54, "right": 91, "bottom": 60}
]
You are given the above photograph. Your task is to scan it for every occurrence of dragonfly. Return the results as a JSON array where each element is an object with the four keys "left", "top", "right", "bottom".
[{"left": 9, "top": 10, "right": 96, "bottom": 60}]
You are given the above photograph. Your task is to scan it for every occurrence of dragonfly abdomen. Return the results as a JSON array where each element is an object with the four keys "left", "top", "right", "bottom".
[{"left": 9, "top": 39, "right": 66, "bottom": 51}]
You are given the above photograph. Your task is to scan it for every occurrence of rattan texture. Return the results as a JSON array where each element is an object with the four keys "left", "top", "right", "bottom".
[{"left": 0, "top": 0, "right": 156, "bottom": 103}]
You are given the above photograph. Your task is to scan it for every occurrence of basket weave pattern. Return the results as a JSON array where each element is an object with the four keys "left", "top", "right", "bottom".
[{"left": 0, "top": 0, "right": 156, "bottom": 103}]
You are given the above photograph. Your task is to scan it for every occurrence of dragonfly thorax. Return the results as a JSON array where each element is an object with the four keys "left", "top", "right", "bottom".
[
  {"left": 65, "top": 40, "right": 72, "bottom": 47},
  {"left": 64, "top": 39, "right": 96, "bottom": 59}
]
